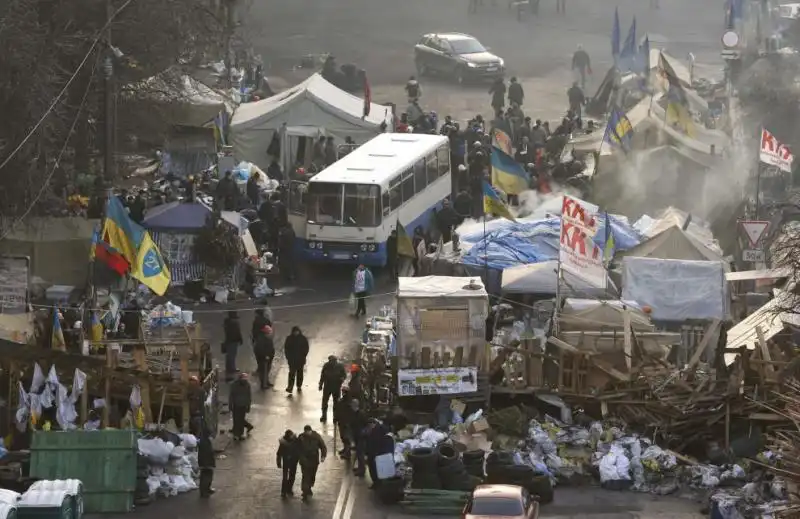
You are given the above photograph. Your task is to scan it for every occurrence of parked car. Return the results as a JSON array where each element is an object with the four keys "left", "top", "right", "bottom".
[
  {"left": 463, "top": 484, "right": 539, "bottom": 519},
  {"left": 414, "top": 32, "right": 505, "bottom": 84}
]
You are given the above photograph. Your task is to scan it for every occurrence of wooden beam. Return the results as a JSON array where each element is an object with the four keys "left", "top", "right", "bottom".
[
  {"left": 546, "top": 336, "right": 583, "bottom": 354},
  {"left": 623, "top": 309, "right": 632, "bottom": 371},
  {"left": 756, "top": 326, "right": 776, "bottom": 378},
  {"left": 686, "top": 319, "right": 721, "bottom": 371},
  {"left": 591, "top": 359, "right": 630, "bottom": 382}
]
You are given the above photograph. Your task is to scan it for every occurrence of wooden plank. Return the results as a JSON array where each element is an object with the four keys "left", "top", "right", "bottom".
[
  {"left": 433, "top": 352, "right": 441, "bottom": 368},
  {"left": 591, "top": 359, "right": 631, "bottom": 382},
  {"left": 756, "top": 326, "right": 776, "bottom": 378},
  {"left": 442, "top": 352, "right": 451, "bottom": 367},
  {"left": 421, "top": 347, "right": 432, "bottom": 369},
  {"left": 686, "top": 319, "right": 721, "bottom": 371},
  {"left": 623, "top": 309, "right": 632, "bottom": 372},
  {"left": 453, "top": 347, "right": 464, "bottom": 367},
  {"left": 547, "top": 336, "right": 582, "bottom": 354},
  {"left": 467, "top": 346, "right": 479, "bottom": 367}
]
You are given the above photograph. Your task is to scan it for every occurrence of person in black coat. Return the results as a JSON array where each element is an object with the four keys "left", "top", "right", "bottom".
[
  {"left": 365, "top": 420, "right": 393, "bottom": 489},
  {"left": 198, "top": 426, "right": 216, "bottom": 498},
  {"left": 253, "top": 325, "right": 275, "bottom": 389},
  {"left": 223, "top": 311, "right": 243, "bottom": 381},
  {"left": 229, "top": 372, "right": 253, "bottom": 440},
  {"left": 251, "top": 308, "right": 271, "bottom": 344},
  {"left": 333, "top": 390, "right": 354, "bottom": 458},
  {"left": 386, "top": 230, "right": 398, "bottom": 279},
  {"left": 284, "top": 326, "right": 310, "bottom": 393},
  {"left": 277, "top": 429, "right": 300, "bottom": 498},
  {"left": 318, "top": 356, "right": 346, "bottom": 423}
]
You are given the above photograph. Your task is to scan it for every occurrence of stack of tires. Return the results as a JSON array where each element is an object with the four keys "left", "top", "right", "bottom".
[
  {"left": 485, "top": 451, "right": 554, "bottom": 504},
  {"left": 134, "top": 455, "right": 151, "bottom": 506},
  {"left": 437, "top": 445, "right": 482, "bottom": 492},
  {"left": 408, "top": 447, "right": 442, "bottom": 489},
  {"left": 462, "top": 449, "right": 486, "bottom": 478}
]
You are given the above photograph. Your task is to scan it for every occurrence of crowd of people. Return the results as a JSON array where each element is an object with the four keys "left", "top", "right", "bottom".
[{"left": 215, "top": 302, "right": 407, "bottom": 501}]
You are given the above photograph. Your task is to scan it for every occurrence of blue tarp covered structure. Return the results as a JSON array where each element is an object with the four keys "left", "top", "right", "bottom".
[{"left": 460, "top": 214, "right": 642, "bottom": 271}]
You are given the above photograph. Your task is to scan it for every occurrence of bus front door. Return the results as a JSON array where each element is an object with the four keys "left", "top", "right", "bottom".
[{"left": 287, "top": 180, "right": 308, "bottom": 257}]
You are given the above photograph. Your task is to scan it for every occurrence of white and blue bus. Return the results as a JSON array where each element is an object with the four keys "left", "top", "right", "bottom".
[{"left": 286, "top": 133, "right": 451, "bottom": 267}]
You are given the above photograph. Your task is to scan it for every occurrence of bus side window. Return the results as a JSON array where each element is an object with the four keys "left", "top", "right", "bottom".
[
  {"left": 401, "top": 169, "right": 415, "bottom": 203},
  {"left": 382, "top": 190, "right": 391, "bottom": 216},
  {"left": 437, "top": 144, "right": 450, "bottom": 177},
  {"left": 390, "top": 186, "right": 402, "bottom": 211},
  {"left": 426, "top": 151, "right": 438, "bottom": 184},
  {"left": 414, "top": 159, "right": 427, "bottom": 192}
]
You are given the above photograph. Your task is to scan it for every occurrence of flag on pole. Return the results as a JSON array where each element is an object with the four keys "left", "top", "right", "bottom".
[
  {"left": 491, "top": 146, "right": 529, "bottom": 195},
  {"left": 396, "top": 220, "right": 416, "bottom": 258},
  {"left": 51, "top": 311, "right": 66, "bottom": 351},
  {"left": 90, "top": 225, "right": 130, "bottom": 275},
  {"left": 90, "top": 312, "right": 104, "bottom": 342},
  {"left": 603, "top": 213, "right": 616, "bottom": 265},
  {"left": 483, "top": 181, "right": 516, "bottom": 221},
  {"left": 604, "top": 109, "right": 634, "bottom": 151},
  {"left": 659, "top": 52, "right": 695, "bottom": 137},
  {"left": 362, "top": 73, "right": 372, "bottom": 118},
  {"left": 103, "top": 197, "right": 171, "bottom": 295}
]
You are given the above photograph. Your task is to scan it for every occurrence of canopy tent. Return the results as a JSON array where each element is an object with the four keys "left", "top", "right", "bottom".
[
  {"left": 617, "top": 224, "right": 722, "bottom": 262},
  {"left": 501, "top": 260, "right": 617, "bottom": 297},
  {"left": 229, "top": 73, "right": 393, "bottom": 171},
  {"left": 143, "top": 201, "right": 245, "bottom": 286},
  {"left": 397, "top": 276, "right": 488, "bottom": 299}
]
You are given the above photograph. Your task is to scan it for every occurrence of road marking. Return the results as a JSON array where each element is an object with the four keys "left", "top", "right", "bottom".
[
  {"left": 342, "top": 476, "right": 356, "bottom": 519},
  {"left": 332, "top": 472, "right": 354, "bottom": 519}
]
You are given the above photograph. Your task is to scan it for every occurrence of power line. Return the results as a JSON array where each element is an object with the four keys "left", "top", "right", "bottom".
[
  {"left": 0, "top": 55, "right": 100, "bottom": 242},
  {"left": 0, "top": 0, "right": 135, "bottom": 175}
]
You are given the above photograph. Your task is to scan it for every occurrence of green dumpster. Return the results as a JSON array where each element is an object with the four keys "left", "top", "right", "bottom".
[
  {"left": 16, "top": 490, "right": 72, "bottom": 519},
  {"left": 30, "top": 431, "right": 136, "bottom": 513}
]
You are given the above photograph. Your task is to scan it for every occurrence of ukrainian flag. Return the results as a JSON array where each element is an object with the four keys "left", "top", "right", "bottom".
[
  {"left": 103, "top": 197, "right": 171, "bottom": 296},
  {"left": 605, "top": 109, "right": 633, "bottom": 151},
  {"left": 491, "top": 147, "right": 529, "bottom": 195},
  {"left": 491, "top": 127, "right": 513, "bottom": 157},
  {"left": 396, "top": 220, "right": 416, "bottom": 258},
  {"left": 483, "top": 181, "right": 515, "bottom": 221},
  {"left": 51, "top": 311, "right": 66, "bottom": 351},
  {"left": 90, "top": 311, "right": 104, "bottom": 342},
  {"left": 603, "top": 213, "right": 616, "bottom": 265},
  {"left": 659, "top": 52, "right": 695, "bottom": 137}
]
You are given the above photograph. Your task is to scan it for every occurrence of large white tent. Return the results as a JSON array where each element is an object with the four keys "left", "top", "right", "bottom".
[{"left": 229, "top": 73, "right": 393, "bottom": 171}]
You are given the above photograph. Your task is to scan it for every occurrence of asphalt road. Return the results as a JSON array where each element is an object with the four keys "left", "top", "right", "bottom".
[{"left": 107, "top": 265, "right": 394, "bottom": 519}]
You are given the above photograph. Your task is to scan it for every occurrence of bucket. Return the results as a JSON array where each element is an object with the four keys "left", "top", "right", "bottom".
[{"left": 181, "top": 311, "right": 193, "bottom": 324}]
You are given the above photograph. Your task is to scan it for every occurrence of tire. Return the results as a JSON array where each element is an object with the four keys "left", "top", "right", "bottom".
[
  {"left": 502, "top": 464, "right": 535, "bottom": 479},
  {"left": 529, "top": 474, "right": 554, "bottom": 504},
  {"left": 455, "top": 66, "right": 467, "bottom": 85},
  {"left": 408, "top": 447, "right": 438, "bottom": 469},
  {"left": 438, "top": 460, "right": 468, "bottom": 476},
  {"left": 377, "top": 477, "right": 405, "bottom": 504},
  {"left": 436, "top": 444, "right": 458, "bottom": 465},
  {"left": 463, "top": 449, "right": 485, "bottom": 463},
  {"left": 486, "top": 451, "right": 514, "bottom": 467}
]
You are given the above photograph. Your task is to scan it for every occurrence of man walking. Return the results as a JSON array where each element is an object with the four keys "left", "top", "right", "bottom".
[
  {"left": 319, "top": 355, "right": 346, "bottom": 423},
  {"left": 284, "top": 326, "right": 310, "bottom": 393},
  {"left": 277, "top": 429, "right": 300, "bottom": 498},
  {"left": 572, "top": 45, "right": 592, "bottom": 90},
  {"left": 198, "top": 425, "right": 216, "bottom": 498},
  {"left": 298, "top": 425, "right": 327, "bottom": 500},
  {"left": 352, "top": 264, "right": 374, "bottom": 318},
  {"left": 253, "top": 324, "right": 275, "bottom": 389},
  {"left": 229, "top": 372, "right": 253, "bottom": 440},
  {"left": 223, "top": 311, "right": 243, "bottom": 381}
]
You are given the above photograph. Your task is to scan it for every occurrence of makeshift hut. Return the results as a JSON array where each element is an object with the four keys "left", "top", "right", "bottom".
[
  {"left": 142, "top": 200, "right": 246, "bottom": 287},
  {"left": 229, "top": 73, "right": 393, "bottom": 172}
]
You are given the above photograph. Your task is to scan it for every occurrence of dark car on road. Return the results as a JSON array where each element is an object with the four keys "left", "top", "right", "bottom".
[{"left": 414, "top": 32, "right": 505, "bottom": 84}]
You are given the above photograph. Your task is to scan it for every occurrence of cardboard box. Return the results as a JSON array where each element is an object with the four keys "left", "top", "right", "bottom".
[
  {"left": 450, "top": 399, "right": 466, "bottom": 416},
  {"left": 469, "top": 417, "right": 490, "bottom": 434}
]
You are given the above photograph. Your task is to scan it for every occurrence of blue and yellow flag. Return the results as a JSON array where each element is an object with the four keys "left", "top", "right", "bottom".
[
  {"left": 491, "top": 127, "right": 513, "bottom": 157},
  {"left": 396, "top": 220, "right": 416, "bottom": 258},
  {"left": 103, "top": 197, "right": 171, "bottom": 295},
  {"left": 605, "top": 109, "right": 633, "bottom": 151},
  {"left": 491, "top": 147, "right": 529, "bottom": 195},
  {"left": 90, "top": 311, "right": 104, "bottom": 342},
  {"left": 603, "top": 213, "right": 616, "bottom": 265},
  {"left": 51, "top": 311, "right": 65, "bottom": 351},
  {"left": 483, "top": 181, "right": 515, "bottom": 221}
]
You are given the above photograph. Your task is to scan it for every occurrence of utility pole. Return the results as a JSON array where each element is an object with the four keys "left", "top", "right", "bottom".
[{"left": 103, "top": 0, "right": 115, "bottom": 181}]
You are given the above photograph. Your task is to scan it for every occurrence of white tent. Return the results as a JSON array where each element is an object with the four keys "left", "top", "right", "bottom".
[
  {"left": 229, "top": 73, "right": 393, "bottom": 171},
  {"left": 501, "top": 260, "right": 617, "bottom": 297}
]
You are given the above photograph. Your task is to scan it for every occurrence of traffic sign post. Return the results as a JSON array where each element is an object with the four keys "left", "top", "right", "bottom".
[{"left": 739, "top": 220, "right": 769, "bottom": 248}]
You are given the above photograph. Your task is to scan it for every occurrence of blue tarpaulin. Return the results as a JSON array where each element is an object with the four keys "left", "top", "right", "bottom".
[{"left": 460, "top": 214, "right": 642, "bottom": 270}]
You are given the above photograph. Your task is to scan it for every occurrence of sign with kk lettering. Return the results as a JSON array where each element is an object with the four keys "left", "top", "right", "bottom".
[
  {"left": 559, "top": 195, "right": 606, "bottom": 288},
  {"left": 760, "top": 128, "right": 794, "bottom": 173}
]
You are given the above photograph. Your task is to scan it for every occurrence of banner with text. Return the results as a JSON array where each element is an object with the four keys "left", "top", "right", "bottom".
[
  {"left": 559, "top": 195, "right": 606, "bottom": 288},
  {"left": 397, "top": 367, "right": 478, "bottom": 396}
]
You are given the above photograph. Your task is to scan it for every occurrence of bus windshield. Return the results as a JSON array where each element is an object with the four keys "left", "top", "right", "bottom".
[{"left": 307, "top": 183, "right": 381, "bottom": 227}]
